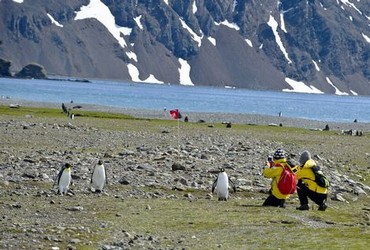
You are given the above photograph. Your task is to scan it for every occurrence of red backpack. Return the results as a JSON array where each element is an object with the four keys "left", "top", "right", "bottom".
[{"left": 277, "top": 164, "right": 297, "bottom": 195}]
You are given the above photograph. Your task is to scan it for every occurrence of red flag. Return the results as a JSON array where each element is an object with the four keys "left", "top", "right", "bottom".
[{"left": 169, "top": 109, "right": 182, "bottom": 119}]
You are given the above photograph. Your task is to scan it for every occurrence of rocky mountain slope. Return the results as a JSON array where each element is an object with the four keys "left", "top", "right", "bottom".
[{"left": 0, "top": 0, "right": 369, "bottom": 95}]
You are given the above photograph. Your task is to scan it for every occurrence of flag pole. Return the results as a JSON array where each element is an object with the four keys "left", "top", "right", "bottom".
[
  {"left": 169, "top": 109, "right": 181, "bottom": 162},
  {"left": 177, "top": 118, "right": 180, "bottom": 161}
]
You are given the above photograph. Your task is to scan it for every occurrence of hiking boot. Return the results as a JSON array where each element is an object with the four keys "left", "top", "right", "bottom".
[
  {"left": 296, "top": 204, "right": 309, "bottom": 210},
  {"left": 279, "top": 200, "right": 286, "bottom": 208},
  {"left": 318, "top": 203, "right": 327, "bottom": 211}
]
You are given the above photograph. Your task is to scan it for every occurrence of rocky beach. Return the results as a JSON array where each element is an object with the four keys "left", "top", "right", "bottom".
[{"left": 1, "top": 100, "right": 370, "bottom": 249}]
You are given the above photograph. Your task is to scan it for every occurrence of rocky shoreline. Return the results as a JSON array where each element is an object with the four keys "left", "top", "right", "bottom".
[{"left": 1, "top": 98, "right": 369, "bottom": 132}]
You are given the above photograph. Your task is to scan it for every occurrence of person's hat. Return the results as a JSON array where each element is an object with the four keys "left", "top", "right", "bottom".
[
  {"left": 299, "top": 150, "right": 311, "bottom": 165},
  {"left": 273, "top": 148, "right": 286, "bottom": 159}
]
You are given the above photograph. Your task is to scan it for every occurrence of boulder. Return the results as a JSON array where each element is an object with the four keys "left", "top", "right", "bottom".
[
  {"left": 0, "top": 58, "right": 12, "bottom": 77},
  {"left": 15, "top": 63, "right": 47, "bottom": 79}
]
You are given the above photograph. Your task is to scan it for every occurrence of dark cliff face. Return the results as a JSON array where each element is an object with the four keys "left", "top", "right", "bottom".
[{"left": 0, "top": 0, "right": 369, "bottom": 95}]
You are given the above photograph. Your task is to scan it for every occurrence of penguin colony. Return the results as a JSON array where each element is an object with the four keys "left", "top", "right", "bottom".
[{"left": 55, "top": 161, "right": 236, "bottom": 200}]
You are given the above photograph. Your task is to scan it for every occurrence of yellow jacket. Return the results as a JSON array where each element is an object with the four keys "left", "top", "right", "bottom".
[
  {"left": 296, "top": 159, "right": 328, "bottom": 194},
  {"left": 263, "top": 158, "right": 291, "bottom": 199}
]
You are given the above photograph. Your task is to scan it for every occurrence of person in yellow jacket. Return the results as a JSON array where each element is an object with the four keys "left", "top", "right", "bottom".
[
  {"left": 296, "top": 150, "right": 328, "bottom": 211},
  {"left": 262, "top": 148, "right": 293, "bottom": 208}
]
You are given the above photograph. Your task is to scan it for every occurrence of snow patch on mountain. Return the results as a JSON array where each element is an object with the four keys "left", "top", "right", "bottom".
[
  {"left": 208, "top": 37, "right": 216, "bottom": 46},
  {"left": 126, "top": 51, "right": 137, "bottom": 62},
  {"left": 178, "top": 59, "right": 194, "bottom": 86},
  {"left": 267, "top": 15, "right": 292, "bottom": 64},
  {"left": 134, "top": 15, "right": 143, "bottom": 30},
  {"left": 326, "top": 77, "right": 348, "bottom": 95},
  {"left": 245, "top": 39, "right": 253, "bottom": 47},
  {"left": 142, "top": 74, "right": 164, "bottom": 84},
  {"left": 312, "top": 60, "right": 320, "bottom": 71},
  {"left": 47, "top": 13, "right": 63, "bottom": 27},
  {"left": 180, "top": 19, "right": 202, "bottom": 47},
  {"left": 216, "top": 20, "right": 240, "bottom": 31},
  {"left": 192, "top": 1, "right": 197, "bottom": 14},
  {"left": 339, "top": 0, "right": 362, "bottom": 15},
  {"left": 362, "top": 33, "right": 370, "bottom": 43},
  {"left": 74, "top": 0, "right": 131, "bottom": 48},
  {"left": 280, "top": 13, "right": 287, "bottom": 33},
  {"left": 232, "top": 0, "right": 237, "bottom": 13},
  {"left": 12, "top": 0, "right": 23, "bottom": 3},
  {"left": 127, "top": 64, "right": 163, "bottom": 84},
  {"left": 283, "top": 77, "right": 323, "bottom": 94},
  {"left": 127, "top": 64, "right": 140, "bottom": 82}
]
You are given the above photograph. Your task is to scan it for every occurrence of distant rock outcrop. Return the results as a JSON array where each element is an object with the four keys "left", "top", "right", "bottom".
[
  {"left": 14, "top": 63, "right": 47, "bottom": 79},
  {"left": 0, "top": 58, "right": 12, "bottom": 77}
]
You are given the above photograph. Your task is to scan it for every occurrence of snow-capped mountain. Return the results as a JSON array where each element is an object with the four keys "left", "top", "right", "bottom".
[{"left": 0, "top": 0, "right": 369, "bottom": 95}]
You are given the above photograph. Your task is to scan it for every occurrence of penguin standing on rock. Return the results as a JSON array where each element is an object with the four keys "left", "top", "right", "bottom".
[
  {"left": 212, "top": 168, "right": 236, "bottom": 201},
  {"left": 91, "top": 160, "right": 107, "bottom": 193},
  {"left": 56, "top": 163, "right": 73, "bottom": 195}
]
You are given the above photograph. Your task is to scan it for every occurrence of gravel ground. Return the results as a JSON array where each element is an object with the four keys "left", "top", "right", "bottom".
[{"left": 1, "top": 98, "right": 370, "bottom": 249}]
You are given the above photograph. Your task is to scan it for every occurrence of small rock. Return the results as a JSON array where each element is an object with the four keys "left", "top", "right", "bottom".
[
  {"left": 102, "top": 245, "right": 115, "bottom": 250},
  {"left": 22, "top": 171, "right": 37, "bottom": 179},
  {"left": 333, "top": 193, "right": 347, "bottom": 202},
  {"left": 172, "top": 162, "right": 186, "bottom": 171},
  {"left": 70, "top": 238, "right": 81, "bottom": 244},
  {"left": 66, "top": 206, "right": 84, "bottom": 212},
  {"left": 11, "top": 204, "right": 22, "bottom": 209},
  {"left": 44, "top": 236, "right": 52, "bottom": 241},
  {"left": 184, "top": 193, "right": 196, "bottom": 201},
  {"left": 354, "top": 187, "right": 367, "bottom": 196},
  {"left": 173, "top": 185, "right": 186, "bottom": 191},
  {"left": 119, "top": 177, "right": 130, "bottom": 185},
  {"left": 178, "top": 177, "right": 188, "bottom": 186},
  {"left": 123, "top": 231, "right": 132, "bottom": 238},
  {"left": 41, "top": 173, "right": 51, "bottom": 180}
]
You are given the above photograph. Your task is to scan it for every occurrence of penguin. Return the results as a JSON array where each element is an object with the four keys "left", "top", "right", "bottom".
[
  {"left": 211, "top": 168, "right": 236, "bottom": 201},
  {"left": 56, "top": 163, "right": 73, "bottom": 195},
  {"left": 91, "top": 160, "right": 107, "bottom": 193}
]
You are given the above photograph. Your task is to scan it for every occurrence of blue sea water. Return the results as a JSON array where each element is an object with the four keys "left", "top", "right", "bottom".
[{"left": 0, "top": 77, "right": 369, "bottom": 123}]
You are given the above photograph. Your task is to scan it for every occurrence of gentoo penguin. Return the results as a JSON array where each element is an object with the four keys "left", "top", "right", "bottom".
[
  {"left": 211, "top": 168, "right": 236, "bottom": 201},
  {"left": 56, "top": 163, "right": 73, "bottom": 195},
  {"left": 91, "top": 160, "right": 107, "bottom": 193}
]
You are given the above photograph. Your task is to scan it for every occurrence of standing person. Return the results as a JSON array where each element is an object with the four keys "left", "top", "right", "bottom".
[
  {"left": 296, "top": 150, "right": 328, "bottom": 211},
  {"left": 262, "top": 149, "right": 296, "bottom": 208}
]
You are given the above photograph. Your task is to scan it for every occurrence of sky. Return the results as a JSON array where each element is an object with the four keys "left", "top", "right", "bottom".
[{"left": 13, "top": 0, "right": 369, "bottom": 95}]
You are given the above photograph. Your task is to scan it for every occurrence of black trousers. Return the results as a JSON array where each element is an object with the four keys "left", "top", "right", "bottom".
[
  {"left": 262, "top": 190, "right": 285, "bottom": 207},
  {"left": 297, "top": 181, "right": 327, "bottom": 206}
]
